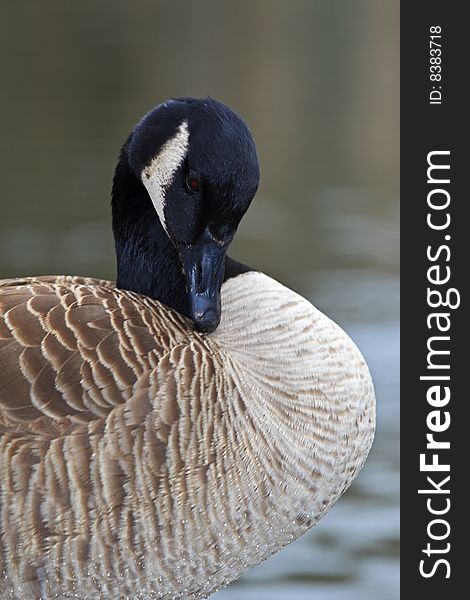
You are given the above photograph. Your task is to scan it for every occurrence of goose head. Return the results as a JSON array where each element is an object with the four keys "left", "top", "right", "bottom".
[{"left": 114, "top": 97, "right": 260, "bottom": 333}]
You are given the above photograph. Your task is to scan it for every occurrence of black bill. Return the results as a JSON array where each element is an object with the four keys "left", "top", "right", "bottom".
[{"left": 180, "top": 227, "right": 227, "bottom": 333}]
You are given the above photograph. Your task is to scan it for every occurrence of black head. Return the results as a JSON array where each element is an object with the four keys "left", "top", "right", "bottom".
[{"left": 116, "top": 97, "right": 260, "bottom": 333}]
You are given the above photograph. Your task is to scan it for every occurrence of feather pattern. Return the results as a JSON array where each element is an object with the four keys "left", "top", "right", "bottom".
[{"left": 0, "top": 271, "right": 375, "bottom": 599}]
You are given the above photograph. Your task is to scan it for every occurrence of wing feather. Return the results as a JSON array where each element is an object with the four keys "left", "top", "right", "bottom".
[{"left": 0, "top": 276, "right": 190, "bottom": 433}]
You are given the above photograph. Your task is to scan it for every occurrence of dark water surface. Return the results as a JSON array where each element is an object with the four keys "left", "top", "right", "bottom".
[{"left": 1, "top": 2, "right": 399, "bottom": 598}]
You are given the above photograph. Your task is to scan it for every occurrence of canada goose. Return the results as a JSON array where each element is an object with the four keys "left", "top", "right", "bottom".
[{"left": 0, "top": 97, "right": 375, "bottom": 599}]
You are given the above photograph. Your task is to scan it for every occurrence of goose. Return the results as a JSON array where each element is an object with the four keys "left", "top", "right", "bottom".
[{"left": 0, "top": 97, "right": 375, "bottom": 600}]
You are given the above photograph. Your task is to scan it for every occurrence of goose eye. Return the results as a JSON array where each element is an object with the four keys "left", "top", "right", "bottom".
[{"left": 186, "top": 174, "right": 200, "bottom": 193}]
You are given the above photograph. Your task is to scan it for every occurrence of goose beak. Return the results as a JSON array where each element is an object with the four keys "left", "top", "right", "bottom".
[{"left": 180, "top": 228, "right": 227, "bottom": 333}]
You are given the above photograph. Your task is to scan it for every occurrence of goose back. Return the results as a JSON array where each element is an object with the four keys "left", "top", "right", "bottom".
[{"left": 0, "top": 272, "right": 375, "bottom": 599}]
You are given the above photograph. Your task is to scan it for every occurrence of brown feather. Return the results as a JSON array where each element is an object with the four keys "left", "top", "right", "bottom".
[{"left": 0, "top": 273, "right": 375, "bottom": 600}]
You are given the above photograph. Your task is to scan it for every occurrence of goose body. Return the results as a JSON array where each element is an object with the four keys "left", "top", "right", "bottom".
[{"left": 0, "top": 98, "right": 375, "bottom": 599}]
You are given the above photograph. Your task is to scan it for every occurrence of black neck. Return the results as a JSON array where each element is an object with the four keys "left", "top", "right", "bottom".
[
  {"left": 111, "top": 145, "right": 191, "bottom": 316},
  {"left": 111, "top": 145, "right": 254, "bottom": 318}
]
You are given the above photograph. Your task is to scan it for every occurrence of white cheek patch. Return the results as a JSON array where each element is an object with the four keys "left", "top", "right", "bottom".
[{"left": 141, "top": 120, "right": 189, "bottom": 233}]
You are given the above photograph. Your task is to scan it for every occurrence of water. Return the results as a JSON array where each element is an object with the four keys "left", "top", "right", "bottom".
[{"left": 0, "top": 2, "right": 399, "bottom": 598}]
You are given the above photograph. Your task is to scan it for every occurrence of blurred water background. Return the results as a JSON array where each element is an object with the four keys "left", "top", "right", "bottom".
[{"left": 0, "top": 2, "right": 399, "bottom": 598}]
